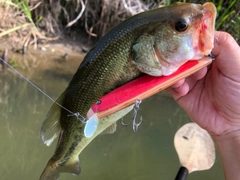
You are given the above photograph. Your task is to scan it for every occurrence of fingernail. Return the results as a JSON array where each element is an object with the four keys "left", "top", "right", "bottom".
[{"left": 214, "top": 36, "right": 219, "bottom": 44}]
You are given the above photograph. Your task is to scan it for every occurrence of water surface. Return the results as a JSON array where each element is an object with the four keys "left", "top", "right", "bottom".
[{"left": 0, "top": 52, "right": 224, "bottom": 180}]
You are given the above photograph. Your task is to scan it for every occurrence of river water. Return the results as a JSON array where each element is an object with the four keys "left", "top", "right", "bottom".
[{"left": 0, "top": 50, "right": 224, "bottom": 180}]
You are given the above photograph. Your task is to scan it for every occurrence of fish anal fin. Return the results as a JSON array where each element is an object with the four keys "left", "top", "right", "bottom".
[
  {"left": 63, "top": 158, "right": 81, "bottom": 175},
  {"left": 101, "top": 122, "right": 117, "bottom": 135}
]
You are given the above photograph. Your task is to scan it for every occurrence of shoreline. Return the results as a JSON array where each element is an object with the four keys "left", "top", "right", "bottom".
[{"left": 0, "top": 34, "right": 93, "bottom": 75}]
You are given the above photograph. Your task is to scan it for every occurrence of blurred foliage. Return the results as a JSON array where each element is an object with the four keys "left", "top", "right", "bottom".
[
  {"left": 38, "top": 0, "right": 240, "bottom": 44},
  {"left": 1, "top": 0, "right": 239, "bottom": 44},
  {"left": 0, "top": 0, "right": 45, "bottom": 48}
]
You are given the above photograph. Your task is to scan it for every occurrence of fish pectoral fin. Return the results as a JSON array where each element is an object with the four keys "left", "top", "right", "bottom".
[
  {"left": 101, "top": 122, "right": 117, "bottom": 135},
  {"left": 40, "top": 93, "right": 65, "bottom": 146}
]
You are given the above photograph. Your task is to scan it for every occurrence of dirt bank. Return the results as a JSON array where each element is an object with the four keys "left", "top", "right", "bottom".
[
  {"left": 0, "top": 31, "right": 93, "bottom": 74},
  {"left": 0, "top": 32, "right": 96, "bottom": 96}
]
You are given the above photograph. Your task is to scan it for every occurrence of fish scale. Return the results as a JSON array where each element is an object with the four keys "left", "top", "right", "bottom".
[{"left": 40, "top": 2, "right": 216, "bottom": 179}]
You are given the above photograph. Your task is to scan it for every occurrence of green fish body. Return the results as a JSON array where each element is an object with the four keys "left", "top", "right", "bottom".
[{"left": 40, "top": 2, "right": 216, "bottom": 179}]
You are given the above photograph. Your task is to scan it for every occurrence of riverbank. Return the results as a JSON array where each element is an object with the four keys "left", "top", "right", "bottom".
[
  {"left": 0, "top": 31, "right": 95, "bottom": 96},
  {"left": 0, "top": 30, "right": 93, "bottom": 74}
]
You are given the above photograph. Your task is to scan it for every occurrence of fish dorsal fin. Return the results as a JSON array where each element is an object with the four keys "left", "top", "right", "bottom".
[
  {"left": 40, "top": 94, "right": 64, "bottom": 146},
  {"left": 101, "top": 122, "right": 117, "bottom": 135}
]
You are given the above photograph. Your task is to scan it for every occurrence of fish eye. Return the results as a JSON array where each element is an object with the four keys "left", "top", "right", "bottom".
[{"left": 175, "top": 18, "right": 188, "bottom": 32}]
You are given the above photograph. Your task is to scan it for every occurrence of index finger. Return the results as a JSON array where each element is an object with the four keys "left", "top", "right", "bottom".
[{"left": 212, "top": 31, "right": 240, "bottom": 81}]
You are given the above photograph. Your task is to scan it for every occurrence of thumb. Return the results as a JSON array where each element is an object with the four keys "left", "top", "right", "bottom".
[{"left": 212, "top": 31, "right": 240, "bottom": 81}]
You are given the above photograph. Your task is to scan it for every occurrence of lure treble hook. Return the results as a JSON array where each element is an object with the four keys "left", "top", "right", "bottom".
[{"left": 121, "top": 98, "right": 142, "bottom": 132}]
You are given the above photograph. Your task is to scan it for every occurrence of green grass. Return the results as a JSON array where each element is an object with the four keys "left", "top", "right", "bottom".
[
  {"left": 0, "top": 23, "right": 31, "bottom": 37},
  {"left": 0, "top": 0, "right": 36, "bottom": 38},
  {"left": 13, "top": 0, "right": 34, "bottom": 24}
]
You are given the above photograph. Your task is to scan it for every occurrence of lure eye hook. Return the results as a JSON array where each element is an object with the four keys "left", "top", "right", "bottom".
[{"left": 68, "top": 112, "right": 87, "bottom": 123}]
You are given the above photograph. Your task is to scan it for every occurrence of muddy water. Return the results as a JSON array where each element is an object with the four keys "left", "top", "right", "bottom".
[{"left": 0, "top": 50, "right": 224, "bottom": 180}]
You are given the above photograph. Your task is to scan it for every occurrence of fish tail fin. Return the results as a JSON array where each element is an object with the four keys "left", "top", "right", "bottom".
[
  {"left": 40, "top": 157, "right": 81, "bottom": 180},
  {"left": 40, "top": 159, "right": 61, "bottom": 180}
]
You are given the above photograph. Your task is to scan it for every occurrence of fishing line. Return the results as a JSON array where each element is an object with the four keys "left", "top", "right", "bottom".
[{"left": 0, "top": 58, "right": 87, "bottom": 122}]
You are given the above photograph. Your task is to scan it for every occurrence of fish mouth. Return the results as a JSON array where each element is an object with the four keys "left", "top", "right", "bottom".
[{"left": 198, "top": 2, "right": 216, "bottom": 55}]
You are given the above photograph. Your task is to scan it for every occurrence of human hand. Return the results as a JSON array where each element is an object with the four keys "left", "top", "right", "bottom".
[{"left": 167, "top": 31, "right": 240, "bottom": 137}]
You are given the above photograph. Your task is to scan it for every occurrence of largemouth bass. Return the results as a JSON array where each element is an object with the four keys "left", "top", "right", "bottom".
[{"left": 40, "top": 2, "right": 216, "bottom": 179}]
